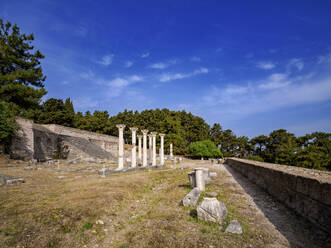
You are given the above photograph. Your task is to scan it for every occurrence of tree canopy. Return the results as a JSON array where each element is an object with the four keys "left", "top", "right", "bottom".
[
  {"left": 188, "top": 140, "right": 222, "bottom": 159},
  {"left": 0, "top": 19, "right": 46, "bottom": 113}
]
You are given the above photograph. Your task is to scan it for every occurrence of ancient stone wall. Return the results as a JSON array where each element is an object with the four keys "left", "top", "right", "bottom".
[
  {"left": 10, "top": 118, "right": 119, "bottom": 161},
  {"left": 225, "top": 158, "right": 331, "bottom": 234}
]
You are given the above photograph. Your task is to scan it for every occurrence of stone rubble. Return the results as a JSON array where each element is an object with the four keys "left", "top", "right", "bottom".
[
  {"left": 197, "top": 197, "right": 227, "bottom": 224},
  {"left": 225, "top": 220, "right": 243, "bottom": 234},
  {"left": 182, "top": 187, "right": 201, "bottom": 206}
]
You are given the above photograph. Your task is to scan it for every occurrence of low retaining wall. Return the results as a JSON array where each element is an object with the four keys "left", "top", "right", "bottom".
[{"left": 225, "top": 158, "right": 331, "bottom": 234}]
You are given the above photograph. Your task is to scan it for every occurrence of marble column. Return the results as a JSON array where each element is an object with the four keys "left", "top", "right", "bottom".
[
  {"left": 195, "top": 168, "right": 205, "bottom": 191},
  {"left": 116, "top": 124, "right": 126, "bottom": 170},
  {"left": 159, "top": 134, "right": 165, "bottom": 166},
  {"left": 170, "top": 143, "right": 173, "bottom": 158},
  {"left": 151, "top": 132, "right": 157, "bottom": 166},
  {"left": 129, "top": 127, "right": 138, "bottom": 168},
  {"left": 148, "top": 134, "right": 153, "bottom": 165},
  {"left": 141, "top": 130, "right": 148, "bottom": 167},
  {"left": 137, "top": 135, "right": 142, "bottom": 166}
]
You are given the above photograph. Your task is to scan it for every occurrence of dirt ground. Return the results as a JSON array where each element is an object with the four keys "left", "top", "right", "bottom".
[{"left": 0, "top": 156, "right": 330, "bottom": 248}]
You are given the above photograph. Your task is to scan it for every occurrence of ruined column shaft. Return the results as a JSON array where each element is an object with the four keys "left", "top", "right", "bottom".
[
  {"left": 130, "top": 127, "right": 138, "bottom": 168},
  {"left": 151, "top": 132, "right": 157, "bottom": 166},
  {"left": 137, "top": 135, "right": 142, "bottom": 165},
  {"left": 116, "top": 124, "right": 126, "bottom": 170},
  {"left": 141, "top": 130, "right": 148, "bottom": 167},
  {"left": 148, "top": 135, "right": 153, "bottom": 165},
  {"left": 159, "top": 134, "right": 165, "bottom": 166}
]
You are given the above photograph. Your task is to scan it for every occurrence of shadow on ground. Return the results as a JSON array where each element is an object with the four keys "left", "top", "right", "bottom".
[{"left": 223, "top": 164, "right": 331, "bottom": 248}]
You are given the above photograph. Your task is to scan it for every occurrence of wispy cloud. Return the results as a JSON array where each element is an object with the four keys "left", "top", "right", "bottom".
[
  {"left": 80, "top": 70, "right": 95, "bottom": 80},
  {"left": 200, "top": 71, "right": 331, "bottom": 119},
  {"left": 259, "top": 73, "right": 290, "bottom": 89},
  {"left": 256, "top": 61, "right": 276, "bottom": 70},
  {"left": 160, "top": 68, "right": 208, "bottom": 82},
  {"left": 149, "top": 62, "right": 168, "bottom": 69},
  {"left": 107, "top": 75, "right": 143, "bottom": 98},
  {"left": 125, "top": 61, "right": 133, "bottom": 68},
  {"left": 318, "top": 53, "right": 331, "bottom": 65},
  {"left": 97, "top": 54, "right": 114, "bottom": 66},
  {"left": 149, "top": 60, "right": 177, "bottom": 69},
  {"left": 141, "top": 52, "right": 150, "bottom": 58},
  {"left": 288, "top": 58, "right": 304, "bottom": 71},
  {"left": 190, "top": 56, "right": 201, "bottom": 62}
]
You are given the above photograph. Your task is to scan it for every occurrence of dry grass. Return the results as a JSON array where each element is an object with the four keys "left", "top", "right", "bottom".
[{"left": 0, "top": 157, "right": 274, "bottom": 248}]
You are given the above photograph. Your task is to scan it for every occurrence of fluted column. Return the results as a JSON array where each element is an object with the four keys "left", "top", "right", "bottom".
[
  {"left": 141, "top": 130, "right": 148, "bottom": 167},
  {"left": 170, "top": 143, "right": 173, "bottom": 158},
  {"left": 159, "top": 134, "right": 165, "bottom": 166},
  {"left": 137, "top": 135, "right": 142, "bottom": 166},
  {"left": 116, "top": 124, "right": 126, "bottom": 170},
  {"left": 129, "top": 127, "right": 138, "bottom": 168},
  {"left": 148, "top": 134, "right": 153, "bottom": 166},
  {"left": 151, "top": 132, "right": 157, "bottom": 166}
]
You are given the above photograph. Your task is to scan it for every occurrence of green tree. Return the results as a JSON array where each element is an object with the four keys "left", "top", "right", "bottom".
[
  {"left": 0, "top": 19, "right": 46, "bottom": 112},
  {"left": 188, "top": 140, "right": 222, "bottom": 159},
  {"left": 0, "top": 101, "right": 17, "bottom": 145}
]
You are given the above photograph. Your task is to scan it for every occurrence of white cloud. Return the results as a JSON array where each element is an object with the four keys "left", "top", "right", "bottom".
[
  {"left": 256, "top": 61, "right": 276, "bottom": 70},
  {"left": 97, "top": 54, "right": 114, "bottom": 66},
  {"left": 125, "top": 61, "right": 133, "bottom": 68},
  {"left": 191, "top": 56, "right": 201, "bottom": 62},
  {"left": 201, "top": 72, "right": 331, "bottom": 119},
  {"left": 149, "top": 62, "right": 168, "bottom": 69},
  {"left": 318, "top": 53, "right": 331, "bottom": 65},
  {"left": 141, "top": 52, "right": 150, "bottom": 58},
  {"left": 107, "top": 75, "right": 143, "bottom": 98},
  {"left": 259, "top": 73, "right": 290, "bottom": 89},
  {"left": 149, "top": 60, "right": 177, "bottom": 69},
  {"left": 160, "top": 67, "right": 209, "bottom": 82},
  {"left": 80, "top": 70, "right": 95, "bottom": 80},
  {"left": 288, "top": 58, "right": 304, "bottom": 71},
  {"left": 73, "top": 97, "right": 99, "bottom": 110}
]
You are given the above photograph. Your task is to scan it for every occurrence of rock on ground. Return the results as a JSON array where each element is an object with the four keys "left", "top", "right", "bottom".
[
  {"left": 225, "top": 220, "right": 243, "bottom": 234},
  {"left": 182, "top": 187, "right": 201, "bottom": 206},
  {"left": 197, "top": 197, "right": 227, "bottom": 224}
]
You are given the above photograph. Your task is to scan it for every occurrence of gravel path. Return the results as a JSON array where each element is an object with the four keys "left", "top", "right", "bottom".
[{"left": 219, "top": 163, "right": 331, "bottom": 248}]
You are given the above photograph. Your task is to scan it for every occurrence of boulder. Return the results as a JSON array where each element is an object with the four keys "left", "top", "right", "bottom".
[
  {"left": 197, "top": 197, "right": 227, "bottom": 224},
  {"left": 225, "top": 220, "right": 242, "bottom": 234},
  {"left": 182, "top": 187, "right": 201, "bottom": 206}
]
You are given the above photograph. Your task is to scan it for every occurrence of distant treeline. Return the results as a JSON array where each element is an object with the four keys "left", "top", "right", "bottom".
[
  {"left": 0, "top": 18, "right": 330, "bottom": 171},
  {"left": 22, "top": 98, "right": 331, "bottom": 171}
]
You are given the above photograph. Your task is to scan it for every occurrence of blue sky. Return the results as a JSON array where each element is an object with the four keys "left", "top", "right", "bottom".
[{"left": 1, "top": 0, "right": 331, "bottom": 137}]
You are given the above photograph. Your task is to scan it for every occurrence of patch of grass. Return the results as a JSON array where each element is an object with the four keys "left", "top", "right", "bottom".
[{"left": 82, "top": 222, "right": 93, "bottom": 230}]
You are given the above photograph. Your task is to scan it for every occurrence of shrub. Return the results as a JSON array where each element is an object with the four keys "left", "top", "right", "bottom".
[{"left": 188, "top": 140, "right": 222, "bottom": 159}]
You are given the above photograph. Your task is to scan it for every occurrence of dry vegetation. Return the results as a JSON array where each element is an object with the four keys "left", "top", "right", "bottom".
[{"left": 0, "top": 157, "right": 282, "bottom": 248}]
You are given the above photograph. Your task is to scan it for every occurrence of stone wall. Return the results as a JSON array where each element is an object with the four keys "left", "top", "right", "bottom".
[
  {"left": 10, "top": 118, "right": 119, "bottom": 161},
  {"left": 225, "top": 158, "right": 331, "bottom": 234}
]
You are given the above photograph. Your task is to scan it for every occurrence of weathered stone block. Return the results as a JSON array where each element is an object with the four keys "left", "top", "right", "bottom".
[
  {"left": 197, "top": 197, "right": 227, "bottom": 224},
  {"left": 182, "top": 187, "right": 201, "bottom": 206}
]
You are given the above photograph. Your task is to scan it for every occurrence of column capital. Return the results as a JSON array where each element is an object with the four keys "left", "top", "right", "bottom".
[
  {"left": 116, "top": 124, "right": 126, "bottom": 130},
  {"left": 151, "top": 131, "right": 157, "bottom": 137},
  {"left": 148, "top": 134, "right": 153, "bottom": 138},
  {"left": 159, "top": 133, "right": 165, "bottom": 138},
  {"left": 141, "top": 129, "right": 149, "bottom": 135},
  {"left": 137, "top": 135, "right": 143, "bottom": 138},
  {"left": 129, "top": 127, "right": 138, "bottom": 132}
]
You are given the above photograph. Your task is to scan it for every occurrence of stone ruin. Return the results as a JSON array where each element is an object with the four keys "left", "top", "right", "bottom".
[{"left": 10, "top": 118, "right": 119, "bottom": 162}]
